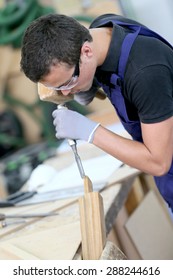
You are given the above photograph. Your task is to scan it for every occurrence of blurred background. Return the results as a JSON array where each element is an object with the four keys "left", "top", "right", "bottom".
[{"left": 0, "top": 0, "right": 172, "bottom": 196}]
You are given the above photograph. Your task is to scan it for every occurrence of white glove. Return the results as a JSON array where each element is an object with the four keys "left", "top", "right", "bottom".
[{"left": 52, "top": 108, "right": 100, "bottom": 143}]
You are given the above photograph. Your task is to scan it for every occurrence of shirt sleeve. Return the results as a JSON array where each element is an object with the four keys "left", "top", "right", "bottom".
[{"left": 127, "top": 65, "right": 173, "bottom": 123}]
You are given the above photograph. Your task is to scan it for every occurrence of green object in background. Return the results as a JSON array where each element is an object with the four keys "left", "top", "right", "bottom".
[
  {"left": 0, "top": 8, "right": 93, "bottom": 154},
  {"left": 0, "top": 0, "right": 56, "bottom": 48},
  {"left": 73, "top": 14, "right": 94, "bottom": 24}
]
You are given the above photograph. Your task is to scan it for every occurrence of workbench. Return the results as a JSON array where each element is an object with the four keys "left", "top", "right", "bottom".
[
  {"left": 0, "top": 111, "right": 141, "bottom": 260},
  {"left": 0, "top": 145, "right": 141, "bottom": 259}
]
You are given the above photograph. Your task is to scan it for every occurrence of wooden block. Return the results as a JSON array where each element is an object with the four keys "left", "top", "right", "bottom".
[
  {"left": 125, "top": 190, "right": 173, "bottom": 259},
  {"left": 79, "top": 176, "right": 106, "bottom": 260},
  {"left": 83, "top": 176, "right": 93, "bottom": 193},
  {"left": 114, "top": 205, "right": 141, "bottom": 260},
  {"left": 100, "top": 241, "right": 127, "bottom": 260},
  {"left": 37, "top": 83, "right": 73, "bottom": 104},
  {"left": 125, "top": 177, "right": 145, "bottom": 215}
]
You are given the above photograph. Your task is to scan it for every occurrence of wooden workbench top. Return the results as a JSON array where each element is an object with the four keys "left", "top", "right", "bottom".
[
  {"left": 0, "top": 112, "right": 140, "bottom": 259},
  {"left": 0, "top": 160, "right": 139, "bottom": 259}
]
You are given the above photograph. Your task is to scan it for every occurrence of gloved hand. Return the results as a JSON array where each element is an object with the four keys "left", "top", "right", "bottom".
[{"left": 52, "top": 108, "right": 100, "bottom": 143}]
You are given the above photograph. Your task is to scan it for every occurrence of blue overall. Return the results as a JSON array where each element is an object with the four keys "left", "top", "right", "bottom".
[{"left": 96, "top": 19, "right": 173, "bottom": 211}]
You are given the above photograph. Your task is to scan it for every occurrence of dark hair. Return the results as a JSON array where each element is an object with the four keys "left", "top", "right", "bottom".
[{"left": 20, "top": 14, "right": 92, "bottom": 82}]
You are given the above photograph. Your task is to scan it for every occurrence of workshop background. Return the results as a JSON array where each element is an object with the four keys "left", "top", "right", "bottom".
[{"left": 0, "top": 0, "right": 173, "bottom": 260}]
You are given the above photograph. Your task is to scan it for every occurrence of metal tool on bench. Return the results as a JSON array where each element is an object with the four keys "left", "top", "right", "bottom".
[
  {"left": 0, "top": 220, "right": 26, "bottom": 228},
  {"left": 0, "top": 190, "right": 37, "bottom": 207},
  {"left": 0, "top": 212, "right": 58, "bottom": 221},
  {"left": 0, "top": 211, "right": 59, "bottom": 228},
  {"left": 0, "top": 182, "right": 105, "bottom": 207}
]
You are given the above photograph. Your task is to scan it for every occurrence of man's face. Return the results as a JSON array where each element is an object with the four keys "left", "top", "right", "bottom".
[{"left": 40, "top": 41, "right": 97, "bottom": 96}]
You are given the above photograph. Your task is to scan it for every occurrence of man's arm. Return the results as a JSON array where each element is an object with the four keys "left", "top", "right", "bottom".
[
  {"left": 52, "top": 108, "right": 173, "bottom": 176},
  {"left": 93, "top": 116, "right": 173, "bottom": 176}
]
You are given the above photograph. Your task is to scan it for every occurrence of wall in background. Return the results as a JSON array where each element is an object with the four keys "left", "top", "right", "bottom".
[{"left": 120, "top": 0, "right": 173, "bottom": 44}]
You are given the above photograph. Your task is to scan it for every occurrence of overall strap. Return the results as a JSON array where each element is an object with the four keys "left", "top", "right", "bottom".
[
  {"left": 115, "top": 21, "right": 173, "bottom": 80},
  {"left": 114, "top": 21, "right": 173, "bottom": 49},
  {"left": 93, "top": 16, "right": 173, "bottom": 80},
  {"left": 118, "top": 26, "right": 141, "bottom": 79}
]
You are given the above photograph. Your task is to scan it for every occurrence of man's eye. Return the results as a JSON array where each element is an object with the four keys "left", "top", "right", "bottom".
[{"left": 62, "top": 79, "right": 71, "bottom": 86}]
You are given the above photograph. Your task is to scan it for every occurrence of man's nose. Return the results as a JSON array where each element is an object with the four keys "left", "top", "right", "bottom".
[{"left": 61, "top": 89, "right": 71, "bottom": 95}]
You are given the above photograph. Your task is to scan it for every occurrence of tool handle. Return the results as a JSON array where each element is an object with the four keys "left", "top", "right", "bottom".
[
  {"left": 0, "top": 201, "right": 14, "bottom": 208},
  {"left": 0, "top": 214, "right": 5, "bottom": 221},
  {"left": 0, "top": 191, "right": 37, "bottom": 207},
  {"left": 57, "top": 104, "right": 76, "bottom": 146},
  {"left": 67, "top": 138, "right": 76, "bottom": 146},
  {"left": 57, "top": 104, "right": 66, "bottom": 109}
]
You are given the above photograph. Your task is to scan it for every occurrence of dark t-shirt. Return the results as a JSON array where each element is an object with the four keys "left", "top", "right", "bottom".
[{"left": 90, "top": 14, "right": 173, "bottom": 124}]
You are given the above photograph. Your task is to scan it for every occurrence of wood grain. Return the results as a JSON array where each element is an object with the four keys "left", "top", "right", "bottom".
[{"left": 79, "top": 176, "right": 106, "bottom": 260}]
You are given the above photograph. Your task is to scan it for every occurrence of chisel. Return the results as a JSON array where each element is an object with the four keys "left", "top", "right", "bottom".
[{"left": 57, "top": 104, "right": 85, "bottom": 179}]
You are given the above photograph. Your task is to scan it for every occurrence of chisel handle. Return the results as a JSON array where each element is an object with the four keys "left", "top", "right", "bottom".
[
  {"left": 57, "top": 104, "right": 85, "bottom": 178},
  {"left": 57, "top": 104, "right": 75, "bottom": 145}
]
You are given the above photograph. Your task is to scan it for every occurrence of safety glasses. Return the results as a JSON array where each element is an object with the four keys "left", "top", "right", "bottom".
[{"left": 47, "top": 62, "right": 80, "bottom": 91}]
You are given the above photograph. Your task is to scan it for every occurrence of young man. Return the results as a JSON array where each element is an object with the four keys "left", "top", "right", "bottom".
[{"left": 20, "top": 13, "right": 173, "bottom": 212}]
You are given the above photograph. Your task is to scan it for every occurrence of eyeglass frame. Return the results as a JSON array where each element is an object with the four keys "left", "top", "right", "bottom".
[{"left": 46, "top": 62, "right": 80, "bottom": 91}]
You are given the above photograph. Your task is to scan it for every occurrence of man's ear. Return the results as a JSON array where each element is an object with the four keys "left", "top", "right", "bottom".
[{"left": 81, "top": 42, "right": 93, "bottom": 58}]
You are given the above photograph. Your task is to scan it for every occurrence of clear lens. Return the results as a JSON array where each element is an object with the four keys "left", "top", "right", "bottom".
[
  {"left": 47, "top": 75, "right": 78, "bottom": 91},
  {"left": 46, "top": 62, "right": 79, "bottom": 91},
  {"left": 57, "top": 76, "right": 78, "bottom": 90}
]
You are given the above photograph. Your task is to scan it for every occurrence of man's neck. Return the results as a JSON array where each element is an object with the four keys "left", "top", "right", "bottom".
[{"left": 90, "top": 27, "right": 112, "bottom": 66}]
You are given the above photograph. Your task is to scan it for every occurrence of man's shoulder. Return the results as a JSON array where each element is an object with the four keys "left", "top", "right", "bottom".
[{"left": 89, "top": 13, "right": 145, "bottom": 29}]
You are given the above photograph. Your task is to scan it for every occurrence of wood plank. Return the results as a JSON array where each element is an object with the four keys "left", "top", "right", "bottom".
[
  {"left": 0, "top": 165, "right": 139, "bottom": 259},
  {"left": 125, "top": 190, "right": 173, "bottom": 259},
  {"left": 79, "top": 176, "right": 106, "bottom": 260},
  {"left": 0, "top": 220, "right": 81, "bottom": 260},
  {"left": 0, "top": 197, "right": 77, "bottom": 239},
  {"left": 0, "top": 244, "right": 39, "bottom": 260},
  {"left": 125, "top": 177, "right": 145, "bottom": 215}
]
